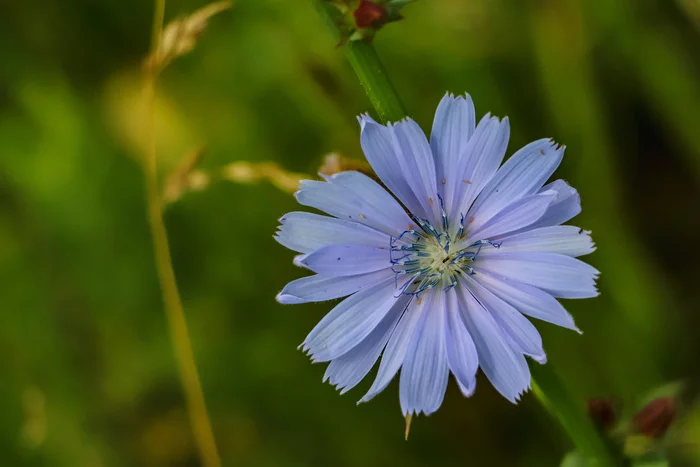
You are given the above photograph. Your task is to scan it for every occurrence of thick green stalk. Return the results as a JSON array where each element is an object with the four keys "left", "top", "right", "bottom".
[
  {"left": 314, "top": 1, "right": 406, "bottom": 122},
  {"left": 314, "top": 2, "right": 620, "bottom": 465},
  {"left": 344, "top": 40, "right": 407, "bottom": 122}
]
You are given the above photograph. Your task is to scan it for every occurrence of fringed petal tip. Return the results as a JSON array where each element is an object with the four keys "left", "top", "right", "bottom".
[
  {"left": 542, "top": 137, "right": 565, "bottom": 152},
  {"left": 300, "top": 342, "right": 335, "bottom": 364},
  {"left": 322, "top": 375, "right": 354, "bottom": 395},
  {"left": 298, "top": 345, "right": 325, "bottom": 365},
  {"left": 509, "top": 386, "right": 531, "bottom": 404},
  {"left": 357, "top": 112, "right": 376, "bottom": 129},
  {"left": 357, "top": 111, "right": 419, "bottom": 128},
  {"left": 292, "top": 182, "right": 311, "bottom": 202},
  {"left": 440, "top": 90, "right": 473, "bottom": 100},
  {"left": 401, "top": 405, "right": 442, "bottom": 418}
]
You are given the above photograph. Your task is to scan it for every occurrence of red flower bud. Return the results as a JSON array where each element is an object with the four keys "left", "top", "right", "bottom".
[
  {"left": 632, "top": 397, "right": 676, "bottom": 439},
  {"left": 587, "top": 398, "right": 616, "bottom": 430},
  {"left": 353, "top": 0, "right": 388, "bottom": 29}
]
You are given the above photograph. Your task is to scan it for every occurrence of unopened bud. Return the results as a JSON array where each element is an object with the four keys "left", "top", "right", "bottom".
[
  {"left": 322, "top": 0, "right": 414, "bottom": 44},
  {"left": 353, "top": 0, "right": 388, "bottom": 29},
  {"left": 632, "top": 397, "right": 676, "bottom": 439},
  {"left": 587, "top": 398, "right": 616, "bottom": 430}
]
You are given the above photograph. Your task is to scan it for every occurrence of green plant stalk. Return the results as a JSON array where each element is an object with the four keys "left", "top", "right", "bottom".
[
  {"left": 314, "top": 2, "right": 620, "bottom": 465},
  {"left": 344, "top": 40, "right": 406, "bottom": 122},
  {"left": 143, "top": 1, "right": 221, "bottom": 466},
  {"left": 531, "top": 365, "right": 620, "bottom": 467},
  {"left": 314, "top": 1, "right": 406, "bottom": 122}
]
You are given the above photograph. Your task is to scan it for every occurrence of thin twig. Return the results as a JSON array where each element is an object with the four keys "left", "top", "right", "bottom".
[{"left": 142, "top": 1, "right": 222, "bottom": 465}]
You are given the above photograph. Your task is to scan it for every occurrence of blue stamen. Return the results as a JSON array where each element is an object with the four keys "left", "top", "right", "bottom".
[
  {"left": 415, "top": 217, "right": 440, "bottom": 239},
  {"left": 391, "top": 229, "right": 419, "bottom": 248},
  {"left": 389, "top": 215, "right": 497, "bottom": 296},
  {"left": 437, "top": 194, "right": 448, "bottom": 231},
  {"left": 443, "top": 276, "right": 458, "bottom": 292}
]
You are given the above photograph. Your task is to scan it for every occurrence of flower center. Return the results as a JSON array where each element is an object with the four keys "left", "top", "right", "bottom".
[{"left": 390, "top": 216, "right": 499, "bottom": 296}]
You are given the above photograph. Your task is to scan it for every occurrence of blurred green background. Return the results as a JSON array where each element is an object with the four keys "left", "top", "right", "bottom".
[{"left": 2, "top": 0, "right": 700, "bottom": 465}]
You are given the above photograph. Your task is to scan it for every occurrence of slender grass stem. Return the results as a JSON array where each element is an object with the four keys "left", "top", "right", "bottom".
[
  {"left": 142, "top": 1, "right": 221, "bottom": 466},
  {"left": 314, "top": 2, "right": 620, "bottom": 465}
]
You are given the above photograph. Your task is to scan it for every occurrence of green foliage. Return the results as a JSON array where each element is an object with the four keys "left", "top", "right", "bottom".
[{"left": 561, "top": 451, "right": 590, "bottom": 467}]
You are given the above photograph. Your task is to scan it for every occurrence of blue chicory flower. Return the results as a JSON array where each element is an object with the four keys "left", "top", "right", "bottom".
[{"left": 275, "top": 93, "right": 598, "bottom": 416}]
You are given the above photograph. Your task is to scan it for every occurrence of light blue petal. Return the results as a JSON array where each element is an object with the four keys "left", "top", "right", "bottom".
[
  {"left": 457, "top": 285, "right": 531, "bottom": 403},
  {"left": 275, "top": 211, "right": 391, "bottom": 253},
  {"left": 531, "top": 179, "right": 581, "bottom": 228},
  {"left": 399, "top": 290, "right": 450, "bottom": 415},
  {"left": 276, "top": 269, "right": 395, "bottom": 304},
  {"left": 490, "top": 226, "right": 595, "bottom": 257},
  {"left": 465, "top": 192, "right": 555, "bottom": 242},
  {"left": 476, "top": 252, "right": 599, "bottom": 299},
  {"left": 295, "top": 175, "right": 409, "bottom": 237},
  {"left": 471, "top": 269, "right": 580, "bottom": 332},
  {"left": 299, "top": 245, "right": 390, "bottom": 276},
  {"left": 431, "top": 93, "right": 476, "bottom": 193},
  {"left": 468, "top": 139, "right": 564, "bottom": 228},
  {"left": 358, "top": 297, "right": 423, "bottom": 404},
  {"left": 358, "top": 115, "right": 428, "bottom": 220},
  {"left": 323, "top": 300, "right": 406, "bottom": 394},
  {"left": 445, "top": 114, "right": 510, "bottom": 231},
  {"left": 463, "top": 275, "right": 546, "bottom": 363},
  {"left": 302, "top": 278, "right": 401, "bottom": 362},
  {"left": 322, "top": 171, "right": 415, "bottom": 236},
  {"left": 444, "top": 288, "right": 478, "bottom": 396},
  {"left": 390, "top": 118, "right": 441, "bottom": 225},
  {"left": 292, "top": 254, "right": 309, "bottom": 268}
]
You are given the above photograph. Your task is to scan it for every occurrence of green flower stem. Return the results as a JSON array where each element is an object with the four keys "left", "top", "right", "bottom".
[
  {"left": 314, "top": 1, "right": 406, "bottom": 122},
  {"left": 143, "top": 1, "right": 221, "bottom": 466},
  {"left": 343, "top": 40, "right": 407, "bottom": 122},
  {"left": 314, "top": 3, "right": 620, "bottom": 465},
  {"left": 531, "top": 364, "right": 620, "bottom": 467}
]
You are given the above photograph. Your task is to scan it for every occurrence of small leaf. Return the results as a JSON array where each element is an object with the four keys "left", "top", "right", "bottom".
[{"left": 637, "top": 381, "right": 684, "bottom": 409}]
